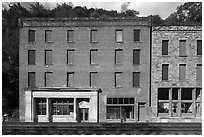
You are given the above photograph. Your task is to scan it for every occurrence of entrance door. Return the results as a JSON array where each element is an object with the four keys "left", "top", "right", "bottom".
[
  {"left": 138, "top": 103, "right": 146, "bottom": 122},
  {"left": 79, "top": 108, "right": 89, "bottom": 122}
]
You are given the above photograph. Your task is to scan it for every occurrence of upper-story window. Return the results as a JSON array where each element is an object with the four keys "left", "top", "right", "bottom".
[
  {"left": 28, "top": 30, "right": 35, "bottom": 42},
  {"left": 28, "top": 72, "right": 35, "bottom": 87},
  {"left": 90, "top": 30, "right": 98, "bottom": 42},
  {"left": 115, "top": 72, "right": 122, "bottom": 87},
  {"left": 179, "top": 40, "right": 187, "bottom": 57},
  {"left": 162, "top": 40, "right": 169, "bottom": 55},
  {"left": 162, "top": 64, "right": 169, "bottom": 80},
  {"left": 115, "top": 29, "right": 123, "bottom": 42},
  {"left": 90, "top": 49, "right": 98, "bottom": 65},
  {"left": 133, "top": 72, "right": 140, "bottom": 87},
  {"left": 133, "top": 49, "right": 140, "bottom": 65},
  {"left": 90, "top": 72, "right": 98, "bottom": 87},
  {"left": 115, "top": 49, "right": 123, "bottom": 65},
  {"left": 179, "top": 64, "right": 186, "bottom": 81},
  {"left": 45, "top": 72, "right": 52, "bottom": 87},
  {"left": 67, "top": 30, "right": 74, "bottom": 42},
  {"left": 134, "top": 29, "right": 140, "bottom": 42},
  {"left": 67, "top": 49, "right": 75, "bottom": 65},
  {"left": 28, "top": 50, "right": 35, "bottom": 65},
  {"left": 197, "top": 40, "right": 202, "bottom": 55},
  {"left": 45, "top": 50, "right": 52, "bottom": 65},
  {"left": 45, "top": 30, "right": 52, "bottom": 42},
  {"left": 196, "top": 64, "right": 202, "bottom": 81}
]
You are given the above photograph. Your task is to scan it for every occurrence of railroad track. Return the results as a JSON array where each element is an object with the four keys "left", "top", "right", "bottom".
[{"left": 2, "top": 122, "right": 202, "bottom": 135}]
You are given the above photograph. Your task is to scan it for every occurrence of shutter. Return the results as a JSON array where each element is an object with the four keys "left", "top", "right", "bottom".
[
  {"left": 46, "top": 50, "right": 52, "bottom": 65},
  {"left": 179, "top": 40, "right": 186, "bottom": 56},
  {"left": 134, "top": 29, "right": 140, "bottom": 41},
  {"left": 162, "top": 40, "right": 168, "bottom": 55},
  {"left": 133, "top": 50, "right": 140, "bottom": 65},
  {"left": 68, "top": 30, "right": 74, "bottom": 42},
  {"left": 67, "top": 50, "right": 74, "bottom": 64},
  {"left": 115, "top": 49, "right": 122, "bottom": 64},
  {"left": 90, "top": 50, "right": 97, "bottom": 64},
  {"left": 28, "top": 72, "right": 35, "bottom": 87},
  {"left": 91, "top": 30, "right": 97, "bottom": 42},
  {"left": 28, "top": 50, "right": 35, "bottom": 64},
  {"left": 45, "top": 30, "right": 52, "bottom": 42},
  {"left": 179, "top": 64, "right": 186, "bottom": 81},
  {"left": 197, "top": 40, "right": 202, "bottom": 55},
  {"left": 116, "top": 30, "right": 122, "bottom": 42},
  {"left": 133, "top": 72, "right": 140, "bottom": 87},
  {"left": 162, "top": 64, "right": 168, "bottom": 80},
  {"left": 90, "top": 72, "right": 98, "bottom": 87},
  {"left": 45, "top": 72, "right": 52, "bottom": 87},
  {"left": 197, "top": 64, "right": 202, "bottom": 81},
  {"left": 115, "top": 72, "right": 122, "bottom": 87}
]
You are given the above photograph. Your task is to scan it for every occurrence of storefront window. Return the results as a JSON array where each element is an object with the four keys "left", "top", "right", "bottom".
[
  {"left": 158, "top": 88, "right": 170, "bottom": 114},
  {"left": 158, "top": 102, "right": 169, "bottom": 113},
  {"left": 181, "top": 88, "right": 193, "bottom": 114},
  {"left": 36, "top": 98, "right": 46, "bottom": 115},
  {"left": 51, "top": 98, "right": 74, "bottom": 115}
]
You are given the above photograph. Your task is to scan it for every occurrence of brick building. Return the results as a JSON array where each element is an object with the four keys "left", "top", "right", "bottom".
[
  {"left": 19, "top": 18, "right": 151, "bottom": 122},
  {"left": 151, "top": 26, "right": 202, "bottom": 122}
]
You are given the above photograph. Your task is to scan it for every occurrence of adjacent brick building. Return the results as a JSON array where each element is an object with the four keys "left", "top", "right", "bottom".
[
  {"left": 19, "top": 18, "right": 151, "bottom": 122},
  {"left": 151, "top": 26, "right": 202, "bottom": 122}
]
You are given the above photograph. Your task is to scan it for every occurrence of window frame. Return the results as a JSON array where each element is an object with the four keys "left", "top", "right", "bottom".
[
  {"left": 45, "top": 30, "right": 52, "bottom": 43},
  {"left": 133, "top": 49, "right": 140, "bottom": 65},
  {"left": 179, "top": 40, "right": 187, "bottom": 57},
  {"left": 45, "top": 72, "right": 52, "bottom": 87},
  {"left": 28, "top": 50, "right": 36, "bottom": 65},
  {"left": 115, "top": 49, "right": 123, "bottom": 65},
  {"left": 115, "top": 72, "right": 123, "bottom": 87},
  {"left": 90, "top": 72, "right": 98, "bottom": 87},
  {"left": 133, "top": 72, "right": 140, "bottom": 87},
  {"left": 67, "top": 30, "right": 75, "bottom": 43},
  {"left": 67, "top": 49, "right": 75, "bottom": 65},
  {"left": 90, "top": 49, "right": 98, "bottom": 65},
  {"left": 67, "top": 72, "right": 74, "bottom": 87},
  {"left": 90, "top": 29, "right": 98, "bottom": 42},
  {"left": 28, "top": 72, "right": 36, "bottom": 87},
  {"left": 179, "top": 64, "right": 186, "bottom": 81},
  {"left": 133, "top": 29, "right": 141, "bottom": 42},
  {"left": 162, "top": 64, "right": 169, "bottom": 81},
  {"left": 197, "top": 40, "right": 202, "bottom": 55},
  {"left": 45, "top": 50, "right": 52, "bottom": 65},
  {"left": 115, "top": 29, "right": 123, "bottom": 42},
  {"left": 162, "top": 40, "right": 169, "bottom": 56},
  {"left": 28, "top": 30, "right": 35, "bottom": 43}
]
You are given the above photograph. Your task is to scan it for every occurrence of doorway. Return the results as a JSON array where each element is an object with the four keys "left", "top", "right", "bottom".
[{"left": 138, "top": 102, "right": 146, "bottom": 122}]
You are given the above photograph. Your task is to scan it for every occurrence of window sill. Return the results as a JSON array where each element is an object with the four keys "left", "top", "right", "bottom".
[
  {"left": 45, "top": 64, "right": 53, "bottom": 66},
  {"left": 133, "top": 41, "right": 141, "bottom": 43},
  {"left": 179, "top": 55, "right": 187, "bottom": 57},
  {"left": 115, "top": 86, "right": 123, "bottom": 88},
  {"left": 90, "top": 41, "right": 98, "bottom": 43},
  {"left": 116, "top": 41, "right": 123, "bottom": 43},
  {"left": 132, "top": 86, "right": 141, "bottom": 88},
  {"left": 161, "top": 80, "right": 170, "bottom": 82},
  {"left": 67, "top": 64, "right": 75, "bottom": 66},
  {"left": 162, "top": 55, "right": 170, "bottom": 57},
  {"left": 45, "top": 41, "right": 53, "bottom": 43},
  {"left": 28, "top": 42, "right": 36, "bottom": 44},
  {"left": 90, "top": 64, "right": 98, "bottom": 66},
  {"left": 67, "top": 41, "right": 75, "bottom": 43}
]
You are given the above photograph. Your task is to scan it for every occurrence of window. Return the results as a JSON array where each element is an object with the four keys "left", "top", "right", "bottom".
[
  {"left": 179, "top": 64, "right": 186, "bottom": 81},
  {"left": 90, "top": 49, "right": 98, "bottom": 65},
  {"left": 67, "top": 30, "right": 74, "bottom": 42},
  {"left": 28, "top": 50, "right": 35, "bottom": 65},
  {"left": 116, "top": 30, "right": 123, "bottom": 42},
  {"left": 133, "top": 49, "right": 140, "bottom": 65},
  {"left": 36, "top": 98, "right": 46, "bottom": 115},
  {"left": 28, "top": 72, "right": 35, "bottom": 87},
  {"left": 45, "top": 50, "right": 52, "bottom": 65},
  {"left": 162, "top": 64, "right": 169, "bottom": 80},
  {"left": 181, "top": 88, "right": 193, "bottom": 113},
  {"left": 67, "top": 49, "right": 74, "bottom": 65},
  {"left": 52, "top": 98, "right": 74, "bottom": 115},
  {"left": 172, "top": 88, "right": 179, "bottom": 114},
  {"left": 134, "top": 29, "right": 140, "bottom": 42},
  {"left": 67, "top": 72, "right": 74, "bottom": 87},
  {"left": 162, "top": 40, "right": 168, "bottom": 55},
  {"left": 106, "top": 98, "right": 134, "bottom": 120},
  {"left": 90, "top": 72, "right": 98, "bottom": 87},
  {"left": 197, "top": 40, "right": 202, "bottom": 55},
  {"left": 115, "top": 72, "right": 122, "bottom": 87},
  {"left": 90, "top": 30, "right": 97, "bottom": 42},
  {"left": 133, "top": 72, "right": 140, "bottom": 87},
  {"left": 28, "top": 30, "right": 35, "bottom": 42},
  {"left": 115, "top": 49, "right": 123, "bottom": 64},
  {"left": 179, "top": 40, "right": 186, "bottom": 56},
  {"left": 195, "top": 88, "right": 202, "bottom": 115},
  {"left": 45, "top": 30, "right": 52, "bottom": 42},
  {"left": 196, "top": 64, "right": 202, "bottom": 81},
  {"left": 45, "top": 72, "right": 52, "bottom": 87},
  {"left": 158, "top": 88, "right": 170, "bottom": 113}
]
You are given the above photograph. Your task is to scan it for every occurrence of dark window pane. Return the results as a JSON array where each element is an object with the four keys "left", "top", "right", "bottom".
[
  {"left": 162, "top": 40, "right": 168, "bottom": 55},
  {"left": 197, "top": 40, "right": 202, "bottom": 55},
  {"left": 113, "top": 98, "right": 117, "bottom": 104},
  {"left": 197, "top": 64, "right": 202, "bottom": 81},
  {"left": 133, "top": 50, "right": 140, "bottom": 65},
  {"left": 36, "top": 98, "right": 46, "bottom": 115},
  {"left": 172, "top": 88, "right": 179, "bottom": 100},
  {"left": 134, "top": 29, "right": 140, "bottom": 41},
  {"left": 179, "top": 40, "right": 186, "bottom": 56},
  {"left": 124, "top": 98, "right": 128, "bottom": 104},
  {"left": 28, "top": 72, "right": 35, "bottom": 87},
  {"left": 162, "top": 64, "right": 168, "bottom": 80},
  {"left": 106, "top": 106, "right": 120, "bottom": 119},
  {"left": 119, "top": 98, "right": 123, "bottom": 104},
  {"left": 158, "top": 88, "right": 169, "bottom": 100},
  {"left": 181, "top": 103, "right": 193, "bottom": 113},
  {"left": 181, "top": 88, "right": 192, "bottom": 100},
  {"left": 28, "top": 50, "right": 35, "bottom": 65},
  {"left": 130, "top": 98, "right": 134, "bottom": 104},
  {"left": 179, "top": 64, "right": 186, "bottom": 81},
  {"left": 133, "top": 72, "right": 140, "bottom": 87},
  {"left": 28, "top": 30, "right": 35, "bottom": 42},
  {"left": 107, "top": 98, "right": 112, "bottom": 104}
]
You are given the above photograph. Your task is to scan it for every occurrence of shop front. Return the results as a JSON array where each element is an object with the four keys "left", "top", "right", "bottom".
[{"left": 24, "top": 88, "right": 99, "bottom": 122}]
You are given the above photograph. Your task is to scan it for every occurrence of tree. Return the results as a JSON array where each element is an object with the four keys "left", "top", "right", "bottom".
[
  {"left": 165, "top": 2, "right": 202, "bottom": 25},
  {"left": 148, "top": 15, "right": 165, "bottom": 26}
]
